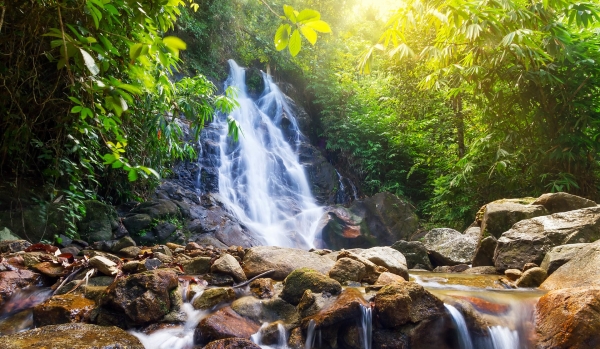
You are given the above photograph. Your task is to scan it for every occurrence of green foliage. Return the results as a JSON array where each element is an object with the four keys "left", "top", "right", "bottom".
[{"left": 274, "top": 5, "right": 332, "bottom": 56}]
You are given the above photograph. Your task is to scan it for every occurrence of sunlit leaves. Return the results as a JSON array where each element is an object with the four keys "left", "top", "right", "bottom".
[
  {"left": 163, "top": 36, "right": 187, "bottom": 57},
  {"left": 289, "top": 29, "right": 302, "bottom": 56},
  {"left": 273, "top": 5, "right": 331, "bottom": 57},
  {"left": 274, "top": 24, "right": 291, "bottom": 51}
]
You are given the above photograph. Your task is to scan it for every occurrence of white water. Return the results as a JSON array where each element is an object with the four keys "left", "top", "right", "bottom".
[
  {"left": 214, "top": 60, "right": 323, "bottom": 248},
  {"left": 444, "top": 304, "right": 474, "bottom": 349},
  {"left": 359, "top": 305, "right": 372, "bottom": 349}
]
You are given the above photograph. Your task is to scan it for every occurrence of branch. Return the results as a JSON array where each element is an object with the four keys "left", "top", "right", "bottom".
[
  {"left": 0, "top": 6, "right": 5, "bottom": 33},
  {"left": 258, "top": 0, "right": 280, "bottom": 18},
  {"left": 57, "top": 5, "right": 75, "bottom": 86}
]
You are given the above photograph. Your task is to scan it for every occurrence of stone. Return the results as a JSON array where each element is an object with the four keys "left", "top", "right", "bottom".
[
  {"left": 192, "top": 287, "right": 236, "bottom": 310},
  {"left": 355, "top": 246, "right": 409, "bottom": 280},
  {"left": 422, "top": 228, "right": 477, "bottom": 266},
  {"left": 0, "top": 227, "right": 20, "bottom": 241},
  {"left": 373, "top": 281, "right": 446, "bottom": 329},
  {"left": 0, "top": 239, "right": 31, "bottom": 253},
  {"left": 131, "top": 199, "right": 180, "bottom": 219},
  {"left": 211, "top": 254, "right": 247, "bottom": 283},
  {"left": 302, "top": 288, "right": 368, "bottom": 329},
  {"left": 153, "top": 252, "right": 173, "bottom": 264},
  {"left": 433, "top": 264, "right": 470, "bottom": 273},
  {"left": 287, "top": 327, "right": 305, "bottom": 349},
  {"left": 329, "top": 257, "right": 366, "bottom": 283},
  {"left": 540, "top": 243, "right": 590, "bottom": 275},
  {"left": 541, "top": 239, "right": 600, "bottom": 290},
  {"left": 32, "top": 262, "right": 67, "bottom": 278},
  {"left": 375, "top": 272, "right": 406, "bottom": 285},
  {"left": 536, "top": 287, "right": 600, "bottom": 349},
  {"left": 494, "top": 207, "right": 600, "bottom": 272},
  {"left": 504, "top": 269, "right": 522, "bottom": 281},
  {"left": 522, "top": 262, "right": 538, "bottom": 271},
  {"left": 241, "top": 246, "right": 335, "bottom": 280},
  {"left": 462, "top": 266, "right": 498, "bottom": 274},
  {"left": 194, "top": 307, "right": 260, "bottom": 346},
  {"left": 480, "top": 200, "right": 547, "bottom": 238},
  {"left": 123, "top": 213, "right": 152, "bottom": 236},
  {"left": 231, "top": 296, "right": 299, "bottom": 324},
  {"left": 390, "top": 240, "right": 433, "bottom": 270},
  {"left": 118, "top": 246, "right": 141, "bottom": 258},
  {"left": 532, "top": 192, "right": 597, "bottom": 214},
  {"left": 204, "top": 273, "right": 235, "bottom": 287},
  {"left": 515, "top": 267, "right": 547, "bottom": 287},
  {"left": 203, "top": 338, "right": 262, "bottom": 349},
  {"left": 280, "top": 268, "right": 342, "bottom": 305},
  {"left": 152, "top": 222, "right": 177, "bottom": 241},
  {"left": 337, "top": 250, "right": 387, "bottom": 284},
  {"left": 60, "top": 246, "right": 81, "bottom": 256},
  {"left": 152, "top": 245, "right": 173, "bottom": 257},
  {"left": 182, "top": 256, "right": 212, "bottom": 274},
  {"left": 471, "top": 235, "right": 497, "bottom": 267},
  {"left": 0, "top": 323, "right": 144, "bottom": 349},
  {"left": 89, "top": 256, "right": 118, "bottom": 276},
  {"left": 32, "top": 294, "right": 95, "bottom": 326},
  {"left": 0, "top": 269, "right": 41, "bottom": 307},
  {"left": 100, "top": 269, "right": 178, "bottom": 325},
  {"left": 111, "top": 236, "right": 136, "bottom": 253},
  {"left": 77, "top": 200, "right": 119, "bottom": 242},
  {"left": 249, "top": 278, "right": 275, "bottom": 299}
]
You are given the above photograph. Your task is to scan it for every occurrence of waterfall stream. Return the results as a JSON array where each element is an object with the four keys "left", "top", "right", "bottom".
[{"left": 206, "top": 60, "right": 323, "bottom": 248}]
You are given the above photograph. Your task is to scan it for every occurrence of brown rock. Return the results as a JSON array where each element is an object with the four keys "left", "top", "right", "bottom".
[
  {"left": 462, "top": 266, "right": 498, "bottom": 274},
  {"left": 504, "top": 269, "right": 522, "bottom": 281},
  {"left": 203, "top": 338, "right": 261, "bottom": 349},
  {"left": 211, "top": 254, "right": 247, "bottom": 283},
  {"left": 338, "top": 250, "right": 387, "bottom": 284},
  {"left": 532, "top": 192, "right": 597, "bottom": 214},
  {"left": 433, "top": 264, "right": 470, "bottom": 273},
  {"left": 536, "top": 287, "right": 600, "bottom": 349},
  {"left": 194, "top": 307, "right": 260, "bottom": 346},
  {"left": 31, "top": 261, "right": 67, "bottom": 278},
  {"left": 280, "top": 268, "right": 342, "bottom": 305},
  {"left": 541, "top": 239, "right": 600, "bottom": 290},
  {"left": 88, "top": 256, "right": 119, "bottom": 276},
  {"left": 302, "top": 288, "right": 369, "bottom": 329},
  {"left": 0, "top": 269, "right": 41, "bottom": 307},
  {"left": 242, "top": 246, "right": 335, "bottom": 280},
  {"left": 249, "top": 278, "right": 275, "bottom": 299},
  {"left": 515, "top": 267, "right": 547, "bottom": 288},
  {"left": 375, "top": 272, "right": 406, "bottom": 285},
  {"left": 522, "top": 262, "right": 538, "bottom": 271},
  {"left": 33, "top": 294, "right": 95, "bottom": 326},
  {"left": 182, "top": 256, "right": 212, "bottom": 274},
  {"left": 329, "top": 257, "right": 366, "bottom": 283},
  {"left": 192, "top": 287, "right": 236, "bottom": 310},
  {"left": 287, "top": 327, "right": 305, "bottom": 349}
]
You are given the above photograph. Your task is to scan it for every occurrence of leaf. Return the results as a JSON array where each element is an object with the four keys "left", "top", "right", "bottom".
[
  {"left": 274, "top": 24, "right": 290, "bottom": 51},
  {"left": 300, "top": 26, "right": 317, "bottom": 45},
  {"left": 163, "top": 36, "right": 187, "bottom": 51},
  {"left": 128, "top": 169, "right": 138, "bottom": 181},
  {"left": 296, "top": 9, "right": 320, "bottom": 22},
  {"left": 283, "top": 5, "right": 297, "bottom": 23},
  {"left": 79, "top": 49, "right": 100, "bottom": 75},
  {"left": 129, "top": 43, "right": 143, "bottom": 60},
  {"left": 304, "top": 20, "right": 331, "bottom": 33},
  {"left": 98, "top": 34, "right": 120, "bottom": 56},
  {"left": 289, "top": 29, "right": 302, "bottom": 56}
]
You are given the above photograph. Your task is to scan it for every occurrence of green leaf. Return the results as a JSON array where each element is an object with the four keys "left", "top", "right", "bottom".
[
  {"left": 71, "top": 106, "right": 83, "bottom": 113},
  {"left": 98, "top": 34, "right": 120, "bottom": 56},
  {"left": 102, "top": 153, "right": 116, "bottom": 164},
  {"left": 289, "top": 29, "right": 301, "bottom": 56},
  {"left": 274, "top": 24, "right": 290, "bottom": 51},
  {"left": 300, "top": 26, "right": 317, "bottom": 45},
  {"left": 296, "top": 9, "right": 320, "bottom": 22},
  {"left": 304, "top": 20, "right": 331, "bottom": 33},
  {"left": 79, "top": 49, "right": 100, "bottom": 75},
  {"left": 129, "top": 43, "right": 143, "bottom": 60},
  {"left": 283, "top": 5, "right": 297, "bottom": 23},
  {"left": 127, "top": 169, "right": 138, "bottom": 181},
  {"left": 163, "top": 36, "right": 187, "bottom": 51}
]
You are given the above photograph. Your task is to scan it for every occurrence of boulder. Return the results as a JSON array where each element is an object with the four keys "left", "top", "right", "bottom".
[
  {"left": 298, "top": 142, "right": 340, "bottom": 205},
  {"left": 480, "top": 199, "right": 547, "bottom": 238},
  {"left": 100, "top": 269, "right": 179, "bottom": 325},
  {"left": 231, "top": 296, "right": 299, "bottom": 324},
  {"left": 540, "top": 243, "right": 590, "bottom": 275},
  {"left": 249, "top": 278, "right": 275, "bottom": 299},
  {"left": 355, "top": 246, "right": 409, "bottom": 280},
  {"left": 541, "top": 239, "right": 600, "bottom": 290},
  {"left": 0, "top": 227, "right": 20, "bottom": 241},
  {"left": 33, "top": 294, "right": 95, "bottom": 326},
  {"left": 422, "top": 228, "right": 477, "bottom": 266},
  {"left": 471, "top": 236, "right": 497, "bottom": 267},
  {"left": 181, "top": 257, "right": 212, "bottom": 274},
  {"left": 375, "top": 272, "right": 406, "bottom": 285},
  {"left": 462, "top": 266, "right": 498, "bottom": 274},
  {"left": 122, "top": 214, "right": 152, "bottom": 236},
  {"left": 0, "top": 323, "right": 144, "bottom": 349},
  {"left": 241, "top": 246, "right": 335, "bottom": 280},
  {"left": 110, "top": 236, "right": 136, "bottom": 253},
  {"left": 211, "top": 254, "right": 247, "bottom": 283},
  {"left": 280, "top": 268, "right": 342, "bottom": 305},
  {"left": 88, "top": 256, "right": 118, "bottom": 276},
  {"left": 515, "top": 267, "right": 547, "bottom": 288},
  {"left": 532, "top": 192, "right": 597, "bottom": 214},
  {"left": 195, "top": 307, "right": 260, "bottom": 346},
  {"left": 329, "top": 257, "right": 366, "bottom": 284},
  {"left": 301, "top": 288, "right": 368, "bottom": 329},
  {"left": 130, "top": 199, "right": 180, "bottom": 219},
  {"left": 0, "top": 239, "right": 31, "bottom": 253},
  {"left": 203, "top": 338, "right": 262, "bottom": 349},
  {"left": 337, "top": 250, "right": 388, "bottom": 284},
  {"left": 536, "top": 287, "right": 600, "bottom": 349},
  {"left": 391, "top": 240, "right": 433, "bottom": 270},
  {"left": 192, "top": 287, "right": 236, "bottom": 310},
  {"left": 494, "top": 207, "right": 600, "bottom": 272},
  {"left": 0, "top": 269, "right": 41, "bottom": 307},
  {"left": 433, "top": 264, "right": 470, "bottom": 273},
  {"left": 77, "top": 200, "right": 119, "bottom": 242},
  {"left": 504, "top": 269, "right": 522, "bottom": 282}
]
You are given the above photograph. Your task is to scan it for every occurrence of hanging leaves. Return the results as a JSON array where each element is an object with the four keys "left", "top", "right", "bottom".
[{"left": 273, "top": 5, "right": 332, "bottom": 57}]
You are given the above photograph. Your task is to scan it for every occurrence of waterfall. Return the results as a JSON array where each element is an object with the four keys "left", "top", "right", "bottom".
[
  {"left": 359, "top": 305, "right": 372, "bottom": 349},
  {"left": 206, "top": 60, "right": 323, "bottom": 248},
  {"left": 304, "top": 319, "right": 317, "bottom": 349},
  {"left": 488, "top": 326, "right": 519, "bottom": 349},
  {"left": 444, "top": 304, "right": 474, "bottom": 349}
]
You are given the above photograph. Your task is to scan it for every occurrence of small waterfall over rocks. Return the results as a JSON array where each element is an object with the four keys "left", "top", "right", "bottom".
[{"left": 196, "top": 60, "right": 323, "bottom": 248}]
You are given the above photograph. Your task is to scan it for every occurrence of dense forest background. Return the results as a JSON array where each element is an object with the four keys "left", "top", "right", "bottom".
[{"left": 1, "top": 0, "right": 599, "bottom": 234}]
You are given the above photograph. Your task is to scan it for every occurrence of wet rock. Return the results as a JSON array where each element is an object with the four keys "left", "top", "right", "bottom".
[
  {"left": 100, "top": 269, "right": 178, "bottom": 325},
  {"left": 77, "top": 200, "right": 119, "bottom": 242},
  {"left": 329, "top": 257, "right": 366, "bottom": 283},
  {"left": 391, "top": 240, "right": 433, "bottom": 271},
  {"left": 111, "top": 236, "right": 136, "bottom": 253},
  {"left": 462, "top": 266, "right": 498, "bottom": 275},
  {"left": 140, "top": 258, "right": 163, "bottom": 271},
  {"left": 297, "top": 290, "right": 336, "bottom": 319},
  {"left": 337, "top": 250, "right": 388, "bottom": 284},
  {"left": 504, "top": 269, "right": 522, "bottom": 281},
  {"left": 494, "top": 207, "right": 600, "bottom": 272},
  {"left": 211, "top": 254, "right": 247, "bottom": 283},
  {"left": 540, "top": 243, "right": 590, "bottom": 275},
  {"left": 515, "top": 267, "right": 547, "bottom": 287},
  {"left": 203, "top": 338, "right": 262, "bottom": 349},
  {"left": 242, "top": 246, "right": 335, "bottom": 280},
  {"left": 287, "top": 327, "right": 305, "bottom": 349},
  {"left": 181, "top": 256, "right": 211, "bottom": 274},
  {"left": 33, "top": 294, "right": 95, "bottom": 326},
  {"left": 194, "top": 307, "right": 260, "bottom": 346},
  {"left": 422, "top": 228, "right": 477, "bottom": 266},
  {"left": 153, "top": 252, "right": 173, "bottom": 264},
  {"left": 231, "top": 295, "right": 300, "bottom": 325},
  {"left": 152, "top": 245, "right": 173, "bottom": 257},
  {"left": 280, "top": 268, "right": 342, "bottom": 305},
  {"left": 60, "top": 246, "right": 81, "bottom": 256},
  {"left": 204, "top": 273, "right": 235, "bottom": 287},
  {"left": 532, "top": 192, "right": 597, "bottom": 214},
  {"left": 373, "top": 281, "right": 446, "bottom": 328},
  {"left": 118, "top": 246, "right": 141, "bottom": 258},
  {"left": 123, "top": 213, "right": 152, "bottom": 236},
  {"left": 298, "top": 142, "right": 340, "bottom": 205},
  {"left": 355, "top": 246, "right": 408, "bottom": 280},
  {"left": 471, "top": 235, "right": 497, "bottom": 267},
  {"left": 536, "top": 287, "right": 600, "bottom": 349},
  {"left": 89, "top": 256, "right": 118, "bottom": 276},
  {"left": 433, "top": 264, "right": 470, "bottom": 273},
  {"left": 0, "top": 239, "right": 31, "bottom": 253},
  {"left": 192, "top": 287, "right": 236, "bottom": 310},
  {"left": 522, "top": 262, "right": 538, "bottom": 271},
  {"left": 131, "top": 199, "right": 180, "bottom": 219},
  {"left": 32, "top": 261, "right": 67, "bottom": 278},
  {"left": 480, "top": 199, "right": 547, "bottom": 238},
  {"left": 376, "top": 272, "right": 406, "bottom": 285},
  {"left": 541, "top": 239, "right": 600, "bottom": 290},
  {"left": 249, "top": 278, "right": 275, "bottom": 299},
  {"left": 302, "top": 288, "right": 368, "bottom": 329},
  {"left": 0, "top": 323, "right": 144, "bottom": 349},
  {"left": 0, "top": 269, "right": 41, "bottom": 307}
]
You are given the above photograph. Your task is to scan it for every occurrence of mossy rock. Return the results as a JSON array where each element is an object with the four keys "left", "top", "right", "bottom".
[{"left": 280, "top": 268, "right": 341, "bottom": 305}]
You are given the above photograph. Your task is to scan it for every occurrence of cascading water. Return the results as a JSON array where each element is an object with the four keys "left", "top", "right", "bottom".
[
  {"left": 209, "top": 60, "right": 323, "bottom": 248},
  {"left": 444, "top": 304, "right": 474, "bottom": 349}
]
